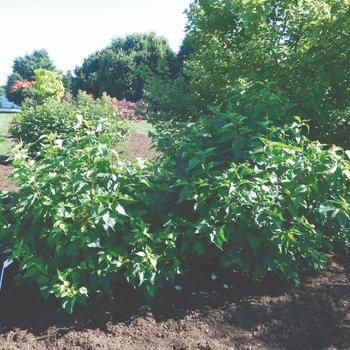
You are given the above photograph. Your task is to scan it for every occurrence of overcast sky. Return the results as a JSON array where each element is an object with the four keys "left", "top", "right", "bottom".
[{"left": 0, "top": 0, "right": 192, "bottom": 85}]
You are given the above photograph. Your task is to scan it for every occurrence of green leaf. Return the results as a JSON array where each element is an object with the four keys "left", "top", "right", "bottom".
[
  {"left": 98, "top": 144, "right": 109, "bottom": 156},
  {"left": 102, "top": 212, "right": 116, "bottom": 231},
  {"left": 116, "top": 204, "right": 127, "bottom": 216},
  {"left": 187, "top": 158, "right": 201, "bottom": 172},
  {"left": 177, "top": 188, "right": 192, "bottom": 204},
  {"left": 62, "top": 297, "right": 76, "bottom": 314}
]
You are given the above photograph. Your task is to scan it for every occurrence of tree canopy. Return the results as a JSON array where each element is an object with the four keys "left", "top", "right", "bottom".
[
  {"left": 183, "top": 0, "right": 350, "bottom": 143},
  {"left": 5, "top": 49, "right": 56, "bottom": 105},
  {"left": 72, "top": 33, "right": 177, "bottom": 102}
]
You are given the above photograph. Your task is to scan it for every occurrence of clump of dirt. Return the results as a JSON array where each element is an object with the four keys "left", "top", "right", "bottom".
[
  {"left": 0, "top": 164, "right": 17, "bottom": 193},
  {"left": 0, "top": 256, "right": 350, "bottom": 350}
]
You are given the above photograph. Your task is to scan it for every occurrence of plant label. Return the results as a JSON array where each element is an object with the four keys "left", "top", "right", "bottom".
[{"left": 0, "top": 259, "right": 13, "bottom": 292}]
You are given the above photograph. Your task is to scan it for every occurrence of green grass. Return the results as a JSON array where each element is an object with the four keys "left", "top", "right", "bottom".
[
  {"left": 0, "top": 113, "right": 13, "bottom": 156},
  {"left": 130, "top": 121, "right": 154, "bottom": 135}
]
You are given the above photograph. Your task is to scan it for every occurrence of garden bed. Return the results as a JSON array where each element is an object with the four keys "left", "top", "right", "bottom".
[{"left": 0, "top": 256, "right": 349, "bottom": 349}]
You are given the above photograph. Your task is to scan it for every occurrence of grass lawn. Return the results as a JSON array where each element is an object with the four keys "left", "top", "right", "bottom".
[
  {"left": 0, "top": 113, "right": 13, "bottom": 156},
  {"left": 130, "top": 120, "right": 154, "bottom": 135}
]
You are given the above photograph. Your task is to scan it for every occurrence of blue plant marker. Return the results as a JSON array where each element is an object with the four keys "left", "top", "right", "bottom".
[{"left": 0, "top": 259, "right": 13, "bottom": 292}]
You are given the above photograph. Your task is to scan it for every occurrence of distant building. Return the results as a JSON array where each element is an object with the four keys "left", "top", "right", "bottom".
[{"left": 0, "top": 95, "right": 19, "bottom": 111}]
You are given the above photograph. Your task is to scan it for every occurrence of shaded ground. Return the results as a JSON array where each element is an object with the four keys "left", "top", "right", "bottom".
[{"left": 0, "top": 256, "right": 350, "bottom": 349}]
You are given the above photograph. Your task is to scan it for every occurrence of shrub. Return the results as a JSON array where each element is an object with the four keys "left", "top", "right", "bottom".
[
  {"left": 162, "top": 119, "right": 350, "bottom": 281},
  {"left": 9, "top": 80, "right": 36, "bottom": 94},
  {"left": 5, "top": 49, "right": 56, "bottom": 105},
  {"left": 2, "top": 115, "right": 350, "bottom": 312},
  {"left": 10, "top": 92, "right": 129, "bottom": 153},
  {"left": 31, "top": 69, "right": 65, "bottom": 103},
  {"left": 147, "top": 0, "right": 350, "bottom": 148},
  {"left": 3, "top": 122, "right": 180, "bottom": 313},
  {"left": 10, "top": 100, "right": 76, "bottom": 149},
  {"left": 111, "top": 99, "right": 147, "bottom": 122},
  {"left": 7, "top": 69, "right": 65, "bottom": 107}
]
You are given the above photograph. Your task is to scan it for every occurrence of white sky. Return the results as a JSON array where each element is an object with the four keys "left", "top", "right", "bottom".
[{"left": 0, "top": 0, "right": 192, "bottom": 85}]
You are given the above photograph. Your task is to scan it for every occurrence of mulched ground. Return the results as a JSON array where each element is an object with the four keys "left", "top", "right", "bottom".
[{"left": 0, "top": 132, "right": 350, "bottom": 349}]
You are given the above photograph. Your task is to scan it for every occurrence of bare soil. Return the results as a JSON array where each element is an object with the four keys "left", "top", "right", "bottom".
[
  {"left": 117, "top": 131, "right": 159, "bottom": 161},
  {"left": 0, "top": 257, "right": 350, "bottom": 350},
  {"left": 0, "top": 164, "right": 16, "bottom": 193}
]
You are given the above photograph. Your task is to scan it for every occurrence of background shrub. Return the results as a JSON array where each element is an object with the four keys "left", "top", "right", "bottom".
[
  {"left": 10, "top": 91, "right": 129, "bottom": 153},
  {"left": 146, "top": 0, "right": 350, "bottom": 148},
  {"left": 30, "top": 69, "right": 65, "bottom": 104}
]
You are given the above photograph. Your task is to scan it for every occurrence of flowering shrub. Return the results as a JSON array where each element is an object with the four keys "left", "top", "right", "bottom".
[
  {"left": 9, "top": 80, "right": 36, "bottom": 94},
  {"left": 111, "top": 98, "right": 147, "bottom": 122},
  {"left": 9, "top": 69, "right": 65, "bottom": 105}
]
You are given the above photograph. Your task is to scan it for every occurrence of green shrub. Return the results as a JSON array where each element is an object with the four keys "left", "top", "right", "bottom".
[
  {"left": 2, "top": 114, "right": 350, "bottom": 313},
  {"left": 10, "top": 100, "right": 75, "bottom": 148},
  {"left": 10, "top": 92, "right": 129, "bottom": 152},
  {"left": 31, "top": 69, "right": 65, "bottom": 104},
  {"left": 147, "top": 0, "right": 350, "bottom": 148},
  {"left": 151, "top": 113, "right": 350, "bottom": 279},
  {"left": 171, "top": 121, "right": 350, "bottom": 280},
  {"left": 4, "top": 120, "right": 181, "bottom": 313}
]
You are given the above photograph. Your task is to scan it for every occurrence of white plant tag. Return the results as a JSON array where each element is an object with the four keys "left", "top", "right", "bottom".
[{"left": 0, "top": 259, "right": 13, "bottom": 291}]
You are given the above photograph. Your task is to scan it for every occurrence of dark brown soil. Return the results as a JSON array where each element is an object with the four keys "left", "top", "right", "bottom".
[{"left": 0, "top": 257, "right": 350, "bottom": 349}]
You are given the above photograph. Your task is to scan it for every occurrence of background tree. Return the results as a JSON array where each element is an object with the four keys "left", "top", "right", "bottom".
[
  {"left": 148, "top": 0, "right": 350, "bottom": 147},
  {"left": 184, "top": 0, "right": 350, "bottom": 143},
  {"left": 72, "top": 33, "right": 177, "bottom": 101},
  {"left": 62, "top": 70, "right": 74, "bottom": 95},
  {"left": 5, "top": 49, "right": 56, "bottom": 105}
]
